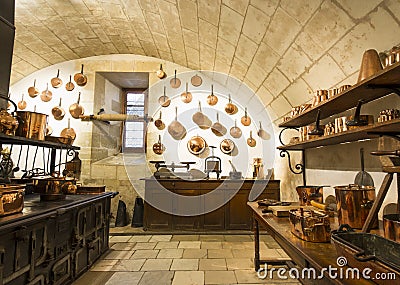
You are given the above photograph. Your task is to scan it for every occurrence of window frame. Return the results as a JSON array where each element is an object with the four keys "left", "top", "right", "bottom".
[{"left": 122, "top": 88, "right": 148, "bottom": 153}]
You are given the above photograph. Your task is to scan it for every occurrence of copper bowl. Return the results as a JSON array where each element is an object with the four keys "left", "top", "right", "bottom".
[{"left": 187, "top": 136, "right": 207, "bottom": 155}]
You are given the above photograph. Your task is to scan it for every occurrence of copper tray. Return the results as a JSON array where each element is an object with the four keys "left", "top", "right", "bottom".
[{"left": 331, "top": 224, "right": 400, "bottom": 284}]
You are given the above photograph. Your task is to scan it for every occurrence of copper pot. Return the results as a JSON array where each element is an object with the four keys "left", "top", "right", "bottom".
[
  {"left": 154, "top": 111, "right": 165, "bottom": 130},
  {"left": 51, "top": 69, "right": 63, "bottom": 88},
  {"left": 207, "top": 84, "right": 218, "bottom": 106},
  {"left": 220, "top": 139, "right": 235, "bottom": 155},
  {"left": 15, "top": 111, "right": 47, "bottom": 140},
  {"left": 158, "top": 86, "right": 170, "bottom": 107},
  {"left": 17, "top": 94, "right": 27, "bottom": 110},
  {"left": 69, "top": 92, "right": 84, "bottom": 119},
  {"left": 60, "top": 119, "right": 76, "bottom": 144},
  {"left": 383, "top": 214, "right": 400, "bottom": 242},
  {"left": 28, "top": 79, "right": 39, "bottom": 98},
  {"left": 65, "top": 75, "right": 75, "bottom": 91},
  {"left": 0, "top": 184, "right": 25, "bottom": 216},
  {"left": 187, "top": 135, "right": 207, "bottom": 155},
  {"left": 241, "top": 107, "right": 251, "bottom": 126},
  {"left": 225, "top": 94, "right": 236, "bottom": 115},
  {"left": 211, "top": 112, "right": 226, "bottom": 137},
  {"left": 152, "top": 135, "right": 165, "bottom": 155},
  {"left": 334, "top": 184, "right": 377, "bottom": 229},
  {"left": 289, "top": 209, "right": 331, "bottom": 243},
  {"left": 32, "top": 177, "right": 76, "bottom": 195},
  {"left": 156, "top": 64, "right": 166, "bottom": 79},
  {"left": 230, "top": 120, "right": 242, "bottom": 139},
  {"left": 74, "top": 64, "right": 87, "bottom": 87},
  {"left": 51, "top": 98, "right": 65, "bottom": 120},
  {"left": 296, "top": 185, "right": 324, "bottom": 206},
  {"left": 40, "top": 83, "right": 52, "bottom": 102},
  {"left": 180, "top": 82, "right": 192, "bottom": 103},
  {"left": 247, "top": 131, "right": 256, "bottom": 147}
]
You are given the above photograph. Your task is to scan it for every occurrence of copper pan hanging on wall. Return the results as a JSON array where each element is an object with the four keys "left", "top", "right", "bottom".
[
  {"left": 74, "top": 64, "right": 88, "bottom": 87},
  {"left": 192, "top": 101, "right": 211, "bottom": 130},
  {"left": 154, "top": 111, "right": 165, "bottom": 130},
  {"left": 207, "top": 84, "right": 218, "bottom": 106},
  {"left": 51, "top": 98, "right": 65, "bottom": 121},
  {"left": 65, "top": 75, "right": 75, "bottom": 91},
  {"left": 181, "top": 82, "right": 192, "bottom": 103},
  {"left": 69, "top": 92, "right": 84, "bottom": 119},
  {"left": 191, "top": 74, "right": 202, "bottom": 87},
  {"left": 28, "top": 79, "right": 39, "bottom": 98},
  {"left": 170, "top": 70, "right": 181, "bottom": 88},
  {"left": 187, "top": 135, "right": 207, "bottom": 155},
  {"left": 153, "top": 135, "right": 166, "bottom": 155},
  {"left": 168, "top": 107, "right": 186, "bottom": 140},
  {"left": 230, "top": 120, "right": 242, "bottom": 139},
  {"left": 158, "top": 86, "right": 170, "bottom": 107},
  {"left": 40, "top": 83, "right": 52, "bottom": 102},
  {"left": 211, "top": 112, "right": 226, "bottom": 137},
  {"left": 51, "top": 69, "right": 63, "bottom": 88}
]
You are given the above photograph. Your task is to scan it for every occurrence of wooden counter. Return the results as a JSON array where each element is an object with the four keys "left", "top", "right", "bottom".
[{"left": 142, "top": 178, "right": 280, "bottom": 231}]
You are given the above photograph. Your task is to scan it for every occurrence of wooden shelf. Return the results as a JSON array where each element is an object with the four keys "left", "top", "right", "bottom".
[
  {"left": 0, "top": 133, "right": 80, "bottom": 150},
  {"left": 279, "top": 62, "right": 400, "bottom": 128},
  {"left": 278, "top": 119, "right": 400, "bottom": 150}
]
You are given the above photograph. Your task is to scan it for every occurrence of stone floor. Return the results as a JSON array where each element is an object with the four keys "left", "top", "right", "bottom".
[{"left": 73, "top": 234, "right": 300, "bottom": 285}]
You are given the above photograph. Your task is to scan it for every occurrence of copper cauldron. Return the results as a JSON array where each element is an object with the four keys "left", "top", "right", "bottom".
[
  {"left": 383, "top": 214, "right": 400, "bottom": 242},
  {"left": 16, "top": 111, "right": 48, "bottom": 140},
  {"left": 296, "top": 185, "right": 324, "bottom": 206},
  {"left": 334, "top": 184, "right": 377, "bottom": 229}
]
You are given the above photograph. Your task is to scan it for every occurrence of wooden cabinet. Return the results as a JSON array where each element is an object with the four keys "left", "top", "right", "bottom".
[{"left": 143, "top": 178, "right": 280, "bottom": 231}]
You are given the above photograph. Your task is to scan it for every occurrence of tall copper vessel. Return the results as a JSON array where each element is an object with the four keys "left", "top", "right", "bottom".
[
  {"left": 15, "top": 111, "right": 47, "bottom": 140},
  {"left": 383, "top": 214, "right": 400, "bottom": 242},
  {"left": 334, "top": 184, "right": 377, "bottom": 229}
]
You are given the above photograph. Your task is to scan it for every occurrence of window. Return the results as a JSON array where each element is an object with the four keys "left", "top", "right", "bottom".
[{"left": 123, "top": 89, "right": 148, "bottom": 152}]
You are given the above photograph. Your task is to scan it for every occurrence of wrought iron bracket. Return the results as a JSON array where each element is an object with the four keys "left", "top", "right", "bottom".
[
  {"left": 366, "top": 84, "right": 400, "bottom": 96},
  {"left": 278, "top": 127, "right": 305, "bottom": 178}
]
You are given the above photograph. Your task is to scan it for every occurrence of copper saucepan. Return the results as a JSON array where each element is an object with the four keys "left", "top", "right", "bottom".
[
  {"left": 192, "top": 101, "right": 211, "bottom": 130},
  {"left": 158, "top": 86, "right": 170, "bottom": 107},
  {"left": 51, "top": 69, "right": 63, "bottom": 88},
  {"left": 187, "top": 135, "right": 207, "bottom": 155},
  {"left": 40, "top": 83, "right": 52, "bottom": 102},
  {"left": 230, "top": 120, "right": 242, "bottom": 138},
  {"left": 225, "top": 94, "right": 236, "bottom": 115},
  {"left": 60, "top": 118, "right": 76, "bottom": 145},
  {"left": 207, "top": 84, "right": 218, "bottom": 106},
  {"left": 168, "top": 107, "right": 186, "bottom": 140},
  {"left": 28, "top": 79, "right": 39, "bottom": 98},
  {"left": 51, "top": 98, "right": 65, "bottom": 120},
  {"left": 156, "top": 64, "right": 166, "bottom": 79},
  {"left": 153, "top": 135, "right": 165, "bottom": 155},
  {"left": 241, "top": 107, "right": 251, "bottom": 126},
  {"left": 257, "top": 121, "right": 270, "bottom": 140},
  {"left": 170, "top": 70, "right": 181, "bottom": 88},
  {"left": 66, "top": 75, "right": 75, "bottom": 91},
  {"left": 247, "top": 131, "right": 256, "bottom": 147},
  {"left": 181, "top": 82, "right": 192, "bottom": 103},
  {"left": 17, "top": 94, "right": 27, "bottom": 110},
  {"left": 211, "top": 112, "right": 226, "bottom": 137},
  {"left": 69, "top": 92, "right": 84, "bottom": 119},
  {"left": 154, "top": 111, "right": 165, "bottom": 130},
  {"left": 191, "top": 74, "right": 202, "bottom": 87},
  {"left": 74, "top": 64, "right": 87, "bottom": 87}
]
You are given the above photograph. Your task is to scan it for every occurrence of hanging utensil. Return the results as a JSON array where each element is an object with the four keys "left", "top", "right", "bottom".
[
  {"left": 257, "top": 121, "right": 270, "bottom": 140},
  {"left": 191, "top": 74, "right": 203, "bottom": 87},
  {"left": 28, "top": 79, "right": 39, "bottom": 98},
  {"left": 156, "top": 64, "right": 166, "bottom": 79},
  {"left": 168, "top": 107, "right": 186, "bottom": 140},
  {"left": 154, "top": 111, "right": 165, "bottom": 130},
  {"left": 220, "top": 139, "right": 235, "bottom": 155},
  {"left": 65, "top": 75, "right": 75, "bottom": 91},
  {"left": 74, "top": 64, "right": 88, "bottom": 87},
  {"left": 158, "top": 86, "right": 170, "bottom": 107},
  {"left": 247, "top": 131, "right": 256, "bottom": 147},
  {"left": 187, "top": 135, "right": 207, "bottom": 155},
  {"left": 225, "top": 94, "right": 236, "bottom": 115},
  {"left": 230, "top": 120, "right": 242, "bottom": 139},
  {"left": 170, "top": 70, "right": 181, "bottom": 89},
  {"left": 152, "top": 135, "right": 166, "bottom": 155},
  {"left": 181, "top": 82, "right": 192, "bottom": 103},
  {"left": 69, "top": 92, "right": 84, "bottom": 119},
  {"left": 51, "top": 69, "right": 63, "bottom": 88},
  {"left": 40, "top": 83, "right": 53, "bottom": 102},
  {"left": 12, "top": 145, "right": 22, "bottom": 172},
  {"left": 211, "top": 112, "right": 226, "bottom": 137},
  {"left": 60, "top": 118, "right": 76, "bottom": 144},
  {"left": 241, "top": 107, "right": 251, "bottom": 126},
  {"left": 207, "top": 84, "right": 218, "bottom": 106},
  {"left": 354, "top": 148, "right": 374, "bottom": 187},
  {"left": 51, "top": 98, "right": 65, "bottom": 120},
  {"left": 17, "top": 94, "right": 27, "bottom": 110},
  {"left": 192, "top": 101, "right": 211, "bottom": 130}
]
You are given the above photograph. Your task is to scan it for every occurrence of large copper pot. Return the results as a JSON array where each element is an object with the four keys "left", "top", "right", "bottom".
[
  {"left": 334, "top": 184, "right": 377, "bottom": 229},
  {"left": 0, "top": 184, "right": 25, "bottom": 216},
  {"left": 15, "top": 111, "right": 48, "bottom": 140},
  {"left": 289, "top": 208, "right": 331, "bottom": 242},
  {"left": 383, "top": 214, "right": 400, "bottom": 242},
  {"left": 296, "top": 185, "right": 323, "bottom": 206}
]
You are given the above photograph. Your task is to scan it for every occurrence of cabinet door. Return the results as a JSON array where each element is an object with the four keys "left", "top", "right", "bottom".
[
  {"left": 172, "top": 189, "right": 201, "bottom": 230},
  {"left": 202, "top": 189, "right": 225, "bottom": 230},
  {"left": 144, "top": 183, "right": 173, "bottom": 230},
  {"left": 225, "top": 189, "right": 252, "bottom": 230}
]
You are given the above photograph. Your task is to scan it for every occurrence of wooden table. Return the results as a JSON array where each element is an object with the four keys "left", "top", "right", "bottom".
[{"left": 248, "top": 202, "right": 375, "bottom": 285}]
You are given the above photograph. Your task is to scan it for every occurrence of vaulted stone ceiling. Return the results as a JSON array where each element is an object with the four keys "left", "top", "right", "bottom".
[{"left": 12, "top": 0, "right": 400, "bottom": 121}]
